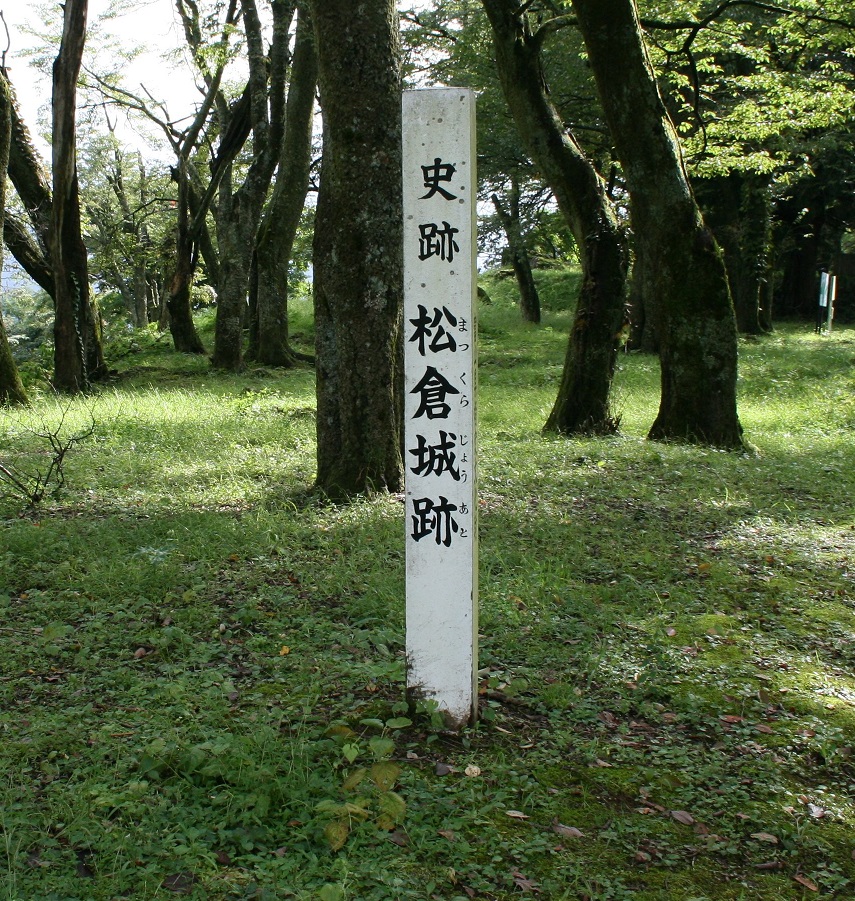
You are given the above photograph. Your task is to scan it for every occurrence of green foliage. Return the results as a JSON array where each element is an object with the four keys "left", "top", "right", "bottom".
[{"left": 2, "top": 298, "right": 855, "bottom": 898}]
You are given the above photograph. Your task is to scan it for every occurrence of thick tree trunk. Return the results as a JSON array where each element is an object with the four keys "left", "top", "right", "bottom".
[
  {"left": 251, "top": 1, "right": 317, "bottom": 367},
  {"left": 572, "top": 0, "right": 744, "bottom": 448},
  {"left": 0, "top": 72, "right": 28, "bottom": 406},
  {"left": 51, "top": 0, "right": 106, "bottom": 392},
  {"left": 482, "top": 0, "right": 627, "bottom": 435},
  {"left": 491, "top": 186, "right": 541, "bottom": 324},
  {"left": 310, "top": 0, "right": 404, "bottom": 497}
]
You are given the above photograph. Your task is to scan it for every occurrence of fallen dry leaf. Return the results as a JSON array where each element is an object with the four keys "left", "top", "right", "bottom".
[
  {"left": 512, "top": 870, "right": 540, "bottom": 893},
  {"left": 750, "top": 832, "right": 778, "bottom": 844},
  {"left": 505, "top": 810, "right": 530, "bottom": 819},
  {"left": 670, "top": 810, "right": 694, "bottom": 825},
  {"left": 435, "top": 762, "right": 454, "bottom": 776},
  {"left": 793, "top": 874, "right": 819, "bottom": 892},
  {"left": 551, "top": 819, "right": 584, "bottom": 839}
]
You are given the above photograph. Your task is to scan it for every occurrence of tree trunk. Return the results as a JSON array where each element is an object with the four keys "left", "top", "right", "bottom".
[
  {"left": 627, "top": 243, "right": 659, "bottom": 353},
  {"left": 695, "top": 172, "right": 771, "bottom": 335},
  {"left": 481, "top": 0, "right": 628, "bottom": 435},
  {"left": 310, "top": 0, "right": 404, "bottom": 497},
  {"left": 491, "top": 183, "right": 541, "bottom": 324},
  {"left": 572, "top": 0, "right": 744, "bottom": 448},
  {"left": 51, "top": 0, "right": 106, "bottom": 392},
  {"left": 211, "top": 0, "right": 297, "bottom": 371},
  {"left": 251, "top": 0, "right": 317, "bottom": 367},
  {"left": 3, "top": 213, "right": 54, "bottom": 296},
  {"left": 5, "top": 74, "right": 52, "bottom": 255},
  {"left": 0, "top": 72, "right": 28, "bottom": 405},
  {"left": 166, "top": 158, "right": 207, "bottom": 354}
]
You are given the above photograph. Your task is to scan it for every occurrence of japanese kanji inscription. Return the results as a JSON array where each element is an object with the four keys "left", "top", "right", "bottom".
[{"left": 403, "top": 88, "right": 478, "bottom": 728}]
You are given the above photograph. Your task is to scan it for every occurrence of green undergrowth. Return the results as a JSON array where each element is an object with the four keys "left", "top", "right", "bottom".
[{"left": 2, "top": 279, "right": 855, "bottom": 899}]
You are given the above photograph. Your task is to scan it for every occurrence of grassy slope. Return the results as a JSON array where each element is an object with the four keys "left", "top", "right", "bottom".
[{"left": 1, "top": 279, "right": 855, "bottom": 899}]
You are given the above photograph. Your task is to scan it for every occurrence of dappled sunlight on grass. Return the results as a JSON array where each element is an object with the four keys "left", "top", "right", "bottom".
[{"left": 2, "top": 298, "right": 855, "bottom": 898}]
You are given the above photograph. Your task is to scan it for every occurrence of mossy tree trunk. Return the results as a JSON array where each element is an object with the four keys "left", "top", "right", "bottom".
[
  {"left": 482, "top": 0, "right": 628, "bottom": 435},
  {"left": 0, "top": 72, "right": 28, "bottom": 406},
  {"left": 309, "top": 0, "right": 404, "bottom": 497},
  {"left": 572, "top": 0, "right": 744, "bottom": 448}
]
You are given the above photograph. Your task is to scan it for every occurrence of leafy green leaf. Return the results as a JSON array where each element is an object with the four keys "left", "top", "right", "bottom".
[
  {"left": 369, "top": 761, "right": 400, "bottom": 792},
  {"left": 324, "top": 819, "right": 349, "bottom": 851},
  {"left": 368, "top": 736, "right": 395, "bottom": 760}
]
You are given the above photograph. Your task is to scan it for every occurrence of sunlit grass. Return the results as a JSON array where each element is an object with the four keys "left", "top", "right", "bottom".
[{"left": 2, "top": 281, "right": 855, "bottom": 898}]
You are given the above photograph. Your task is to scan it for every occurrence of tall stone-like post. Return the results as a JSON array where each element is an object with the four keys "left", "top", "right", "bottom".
[{"left": 403, "top": 89, "right": 478, "bottom": 729}]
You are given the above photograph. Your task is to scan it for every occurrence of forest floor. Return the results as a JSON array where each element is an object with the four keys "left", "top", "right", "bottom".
[{"left": 2, "top": 279, "right": 855, "bottom": 899}]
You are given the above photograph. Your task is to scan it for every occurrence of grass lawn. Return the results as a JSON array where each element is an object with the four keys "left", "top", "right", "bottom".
[{"left": 2, "top": 278, "right": 855, "bottom": 899}]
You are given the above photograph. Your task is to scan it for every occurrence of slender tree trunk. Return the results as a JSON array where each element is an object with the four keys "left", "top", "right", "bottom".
[
  {"left": 481, "top": 0, "right": 628, "bottom": 435},
  {"left": 251, "top": 1, "right": 317, "bottom": 367},
  {"left": 6, "top": 74, "right": 52, "bottom": 255},
  {"left": 51, "top": 0, "right": 106, "bottom": 392},
  {"left": 491, "top": 183, "right": 541, "bottom": 324},
  {"left": 310, "top": 0, "right": 404, "bottom": 497},
  {"left": 0, "top": 72, "right": 28, "bottom": 405},
  {"left": 695, "top": 172, "right": 771, "bottom": 335},
  {"left": 167, "top": 159, "right": 207, "bottom": 354},
  {"left": 211, "top": 0, "right": 297, "bottom": 371},
  {"left": 572, "top": 0, "right": 744, "bottom": 448},
  {"left": 3, "top": 213, "right": 54, "bottom": 296}
]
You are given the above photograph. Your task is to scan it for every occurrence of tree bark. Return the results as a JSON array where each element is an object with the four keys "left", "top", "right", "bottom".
[
  {"left": 0, "top": 72, "right": 29, "bottom": 406},
  {"left": 695, "top": 172, "right": 772, "bottom": 336},
  {"left": 211, "top": 0, "right": 297, "bottom": 371},
  {"left": 491, "top": 182, "right": 541, "bottom": 324},
  {"left": 627, "top": 243, "right": 659, "bottom": 353},
  {"left": 310, "top": 0, "right": 404, "bottom": 497},
  {"left": 5, "top": 73, "right": 52, "bottom": 256},
  {"left": 481, "top": 0, "right": 628, "bottom": 435},
  {"left": 572, "top": 0, "right": 744, "bottom": 448},
  {"left": 51, "top": 0, "right": 106, "bottom": 392},
  {"left": 166, "top": 157, "right": 208, "bottom": 353},
  {"left": 250, "top": 0, "right": 317, "bottom": 367},
  {"left": 163, "top": 0, "right": 240, "bottom": 355},
  {"left": 3, "top": 213, "right": 54, "bottom": 296}
]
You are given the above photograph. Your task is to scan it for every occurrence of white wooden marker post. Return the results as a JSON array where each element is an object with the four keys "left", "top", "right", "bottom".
[
  {"left": 403, "top": 88, "right": 478, "bottom": 729},
  {"left": 827, "top": 275, "right": 838, "bottom": 333}
]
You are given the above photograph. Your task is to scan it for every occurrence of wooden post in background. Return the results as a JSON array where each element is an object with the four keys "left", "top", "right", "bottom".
[{"left": 402, "top": 88, "right": 478, "bottom": 729}]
